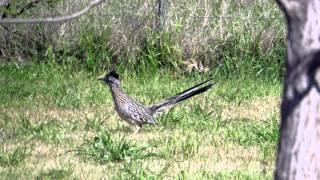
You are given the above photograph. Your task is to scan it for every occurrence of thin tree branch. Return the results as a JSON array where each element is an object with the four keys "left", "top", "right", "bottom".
[{"left": 0, "top": 0, "right": 104, "bottom": 24}]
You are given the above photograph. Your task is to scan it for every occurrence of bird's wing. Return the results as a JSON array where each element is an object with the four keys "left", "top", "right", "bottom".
[{"left": 128, "top": 101, "right": 156, "bottom": 124}]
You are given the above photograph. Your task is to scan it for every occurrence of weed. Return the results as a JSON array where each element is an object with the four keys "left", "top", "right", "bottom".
[{"left": 75, "top": 131, "right": 159, "bottom": 163}]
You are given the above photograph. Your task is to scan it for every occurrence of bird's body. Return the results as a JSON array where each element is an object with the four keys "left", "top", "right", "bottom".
[
  {"left": 98, "top": 71, "right": 213, "bottom": 133},
  {"left": 109, "top": 84, "right": 155, "bottom": 127}
]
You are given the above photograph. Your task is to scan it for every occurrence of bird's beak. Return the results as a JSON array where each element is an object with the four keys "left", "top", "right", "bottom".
[{"left": 97, "top": 74, "right": 105, "bottom": 81}]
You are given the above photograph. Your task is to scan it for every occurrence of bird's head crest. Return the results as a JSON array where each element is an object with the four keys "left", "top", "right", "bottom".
[{"left": 98, "top": 70, "right": 120, "bottom": 86}]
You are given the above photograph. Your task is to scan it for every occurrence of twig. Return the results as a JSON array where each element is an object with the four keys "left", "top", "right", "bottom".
[{"left": 0, "top": 0, "right": 104, "bottom": 24}]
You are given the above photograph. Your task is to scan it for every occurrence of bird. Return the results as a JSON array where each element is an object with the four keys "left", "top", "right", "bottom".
[{"left": 98, "top": 71, "right": 214, "bottom": 133}]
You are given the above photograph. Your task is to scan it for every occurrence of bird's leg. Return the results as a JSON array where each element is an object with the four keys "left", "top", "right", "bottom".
[{"left": 134, "top": 125, "right": 141, "bottom": 134}]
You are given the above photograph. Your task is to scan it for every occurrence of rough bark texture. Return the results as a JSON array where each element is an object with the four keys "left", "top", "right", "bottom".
[{"left": 275, "top": 0, "right": 320, "bottom": 179}]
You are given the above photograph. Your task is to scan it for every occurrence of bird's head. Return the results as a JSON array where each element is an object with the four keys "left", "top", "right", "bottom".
[{"left": 98, "top": 71, "right": 120, "bottom": 87}]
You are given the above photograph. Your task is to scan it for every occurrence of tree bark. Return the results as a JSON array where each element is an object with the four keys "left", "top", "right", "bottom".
[{"left": 275, "top": 0, "right": 320, "bottom": 179}]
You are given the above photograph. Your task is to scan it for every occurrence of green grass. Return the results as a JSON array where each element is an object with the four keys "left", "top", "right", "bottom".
[
  {"left": 36, "top": 168, "right": 72, "bottom": 180},
  {"left": 225, "top": 117, "right": 279, "bottom": 146},
  {"left": 0, "top": 62, "right": 280, "bottom": 179},
  {"left": 0, "top": 144, "right": 32, "bottom": 167}
]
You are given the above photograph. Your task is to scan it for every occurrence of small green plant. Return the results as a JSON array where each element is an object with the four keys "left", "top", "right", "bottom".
[{"left": 76, "top": 131, "right": 159, "bottom": 163}]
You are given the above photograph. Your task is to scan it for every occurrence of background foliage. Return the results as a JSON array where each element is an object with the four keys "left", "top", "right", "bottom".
[{"left": 0, "top": 0, "right": 285, "bottom": 77}]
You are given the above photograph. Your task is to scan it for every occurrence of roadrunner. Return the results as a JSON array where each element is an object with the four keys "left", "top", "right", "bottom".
[{"left": 98, "top": 71, "right": 214, "bottom": 133}]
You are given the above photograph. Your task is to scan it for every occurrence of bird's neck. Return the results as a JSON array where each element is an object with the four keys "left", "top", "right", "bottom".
[{"left": 108, "top": 84, "right": 126, "bottom": 106}]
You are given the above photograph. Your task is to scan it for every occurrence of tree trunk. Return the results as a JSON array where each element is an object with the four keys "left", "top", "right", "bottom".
[{"left": 275, "top": 0, "right": 320, "bottom": 179}]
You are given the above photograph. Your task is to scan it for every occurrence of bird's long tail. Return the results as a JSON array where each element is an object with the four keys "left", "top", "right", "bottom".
[{"left": 149, "top": 78, "right": 214, "bottom": 116}]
